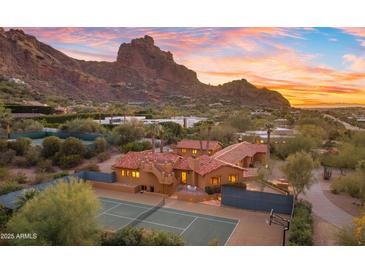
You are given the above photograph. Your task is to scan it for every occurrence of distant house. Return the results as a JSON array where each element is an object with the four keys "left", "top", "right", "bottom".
[{"left": 173, "top": 139, "right": 222, "bottom": 157}]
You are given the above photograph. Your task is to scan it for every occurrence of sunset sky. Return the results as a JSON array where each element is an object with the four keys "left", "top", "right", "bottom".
[{"left": 17, "top": 27, "right": 365, "bottom": 107}]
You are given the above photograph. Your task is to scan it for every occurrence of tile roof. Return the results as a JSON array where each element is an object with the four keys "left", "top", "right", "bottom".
[
  {"left": 213, "top": 142, "right": 267, "bottom": 165},
  {"left": 113, "top": 151, "right": 181, "bottom": 169},
  {"left": 173, "top": 155, "right": 244, "bottom": 176},
  {"left": 175, "top": 139, "right": 221, "bottom": 150}
]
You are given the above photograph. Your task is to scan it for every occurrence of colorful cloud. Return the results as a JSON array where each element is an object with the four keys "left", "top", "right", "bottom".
[{"left": 5, "top": 27, "right": 365, "bottom": 107}]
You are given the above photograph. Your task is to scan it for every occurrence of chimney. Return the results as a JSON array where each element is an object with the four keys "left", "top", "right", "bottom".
[{"left": 199, "top": 140, "right": 203, "bottom": 152}]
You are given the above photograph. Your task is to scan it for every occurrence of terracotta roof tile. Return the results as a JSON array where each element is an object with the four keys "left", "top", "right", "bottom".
[
  {"left": 213, "top": 141, "right": 267, "bottom": 165},
  {"left": 113, "top": 151, "right": 181, "bottom": 169},
  {"left": 175, "top": 139, "right": 221, "bottom": 150}
]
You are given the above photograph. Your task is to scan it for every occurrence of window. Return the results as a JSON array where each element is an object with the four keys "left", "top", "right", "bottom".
[
  {"left": 181, "top": 171, "right": 187, "bottom": 184},
  {"left": 126, "top": 170, "right": 130, "bottom": 176},
  {"left": 208, "top": 150, "right": 212, "bottom": 155},
  {"left": 192, "top": 149, "right": 198, "bottom": 155},
  {"left": 121, "top": 169, "right": 125, "bottom": 176},
  {"left": 132, "top": 170, "right": 140, "bottom": 178},
  {"left": 181, "top": 148, "right": 187, "bottom": 153},
  {"left": 210, "top": 176, "right": 221, "bottom": 185},
  {"left": 229, "top": 175, "right": 238, "bottom": 183}
]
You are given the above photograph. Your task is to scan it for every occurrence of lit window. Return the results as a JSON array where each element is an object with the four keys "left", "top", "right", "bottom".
[
  {"left": 229, "top": 175, "right": 238, "bottom": 183},
  {"left": 211, "top": 176, "right": 221, "bottom": 185},
  {"left": 181, "top": 148, "right": 187, "bottom": 153},
  {"left": 208, "top": 150, "right": 212, "bottom": 155},
  {"left": 121, "top": 169, "right": 125, "bottom": 176},
  {"left": 181, "top": 171, "right": 187, "bottom": 184},
  {"left": 126, "top": 170, "right": 130, "bottom": 176},
  {"left": 131, "top": 170, "right": 140, "bottom": 178},
  {"left": 192, "top": 149, "right": 198, "bottom": 154}
]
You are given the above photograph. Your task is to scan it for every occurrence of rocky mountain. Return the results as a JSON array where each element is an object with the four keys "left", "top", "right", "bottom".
[{"left": 0, "top": 28, "right": 290, "bottom": 107}]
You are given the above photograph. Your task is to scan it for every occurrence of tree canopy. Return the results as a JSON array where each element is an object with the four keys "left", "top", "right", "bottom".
[{"left": 6, "top": 178, "right": 101, "bottom": 245}]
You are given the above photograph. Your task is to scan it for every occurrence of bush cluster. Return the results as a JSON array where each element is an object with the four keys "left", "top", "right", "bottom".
[
  {"left": 288, "top": 200, "right": 313, "bottom": 246},
  {"left": 121, "top": 140, "right": 152, "bottom": 153}
]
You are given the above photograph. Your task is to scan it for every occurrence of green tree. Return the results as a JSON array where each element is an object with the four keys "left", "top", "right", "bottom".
[
  {"left": 60, "top": 137, "right": 85, "bottom": 156},
  {"left": 6, "top": 178, "right": 101, "bottom": 245},
  {"left": 282, "top": 151, "right": 315, "bottom": 200},
  {"left": 94, "top": 137, "right": 108, "bottom": 154},
  {"left": 274, "top": 135, "right": 315, "bottom": 160},
  {"left": 110, "top": 121, "right": 145, "bottom": 146},
  {"left": 42, "top": 136, "right": 62, "bottom": 158},
  {"left": 337, "top": 213, "right": 365, "bottom": 246}
]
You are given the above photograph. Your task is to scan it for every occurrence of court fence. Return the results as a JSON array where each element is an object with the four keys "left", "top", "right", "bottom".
[
  {"left": 0, "top": 171, "right": 116, "bottom": 209},
  {"left": 9, "top": 130, "right": 103, "bottom": 141},
  {"left": 221, "top": 185, "right": 294, "bottom": 215}
]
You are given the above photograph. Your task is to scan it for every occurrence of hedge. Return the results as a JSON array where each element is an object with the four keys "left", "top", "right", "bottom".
[{"left": 288, "top": 200, "right": 313, "bottom": 246}]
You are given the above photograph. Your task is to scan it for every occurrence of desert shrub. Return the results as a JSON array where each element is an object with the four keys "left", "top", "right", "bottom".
[
  {"left": 58, "top": 154, "right": 82, "bottom": 169},
  {"left": 30, "top": 173, "right": 53, "bottom": 185},
  {"left": 42, "top": 136, "right": 62, "bottom": 158},
  {"left": 84, "top": 145, "right": 96, "bottom": 159},
  {"left": 0, "top": 181, "right": 23, "bottom": 195},
  {"left": 59, "top": 118, "right": 106, "bottom": 133},
  {"left": 8, "top": 137, "right": 32, "bottom": 156},
  {"left": 52, "top": 171, "right": 69, "bottom": 179},
  {"left": 13, "top": 172, "right": 28, "bottom": 184},
  {"left": 121, "top": 140, "right": 152, "bottom": 153},
  {"left": 15, "top": 188, "right": 39, "bottom": 209},
  {"left": 288, "top": 200, "right": 313, "bottom": 246},
  {"left": 97, "top": 151, "right": 111, "bottom": 162},
  {"left": 101, "top": 226, "right": 184, "bottom": 246},
  {"left": 0, "top": 149, "right": 16, "bottom": 166},
  {"left": 24, "top": 146, "right": 41, "bottom": 167},
  {"left": 36, "top": 159, "right": 54, "bottom": 173},
  {"left": 12, "top": 119, "right": 43, "bottom": 133},
  {"left": 331, "top": 173, "right": 362, "bottom": 198},
  {"left": 0, "top": 205, "right": 12, "bottom": 231},
  {"left": 59, "top": 137, "right": 85, "bottom": 156},
  {"left": 205, "top": 185, "right": 221, "bottom": 195},
  {"left": 0, "top": 139, "right": 7, "bottom": 152},
  {"left": 0, "top": 167, "right": 9, "bottom": 180},
  {"left": 75, "top": 163, "right": 100, "bottom": 172},
  {"left": 94, "top": 137, "right": 108, "bottom": 153},
  {"left": 12, "top": 156, "right": 28, "bottom": 168}
]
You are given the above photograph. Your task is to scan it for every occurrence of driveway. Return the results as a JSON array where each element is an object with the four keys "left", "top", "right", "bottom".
[{"left": 301, "top": 170, "right": 353, "bottom": 228}]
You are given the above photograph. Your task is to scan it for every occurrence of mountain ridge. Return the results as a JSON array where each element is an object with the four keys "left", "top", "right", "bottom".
[{"left": 0, "top": 28, "right": 290, "bottom": 107}]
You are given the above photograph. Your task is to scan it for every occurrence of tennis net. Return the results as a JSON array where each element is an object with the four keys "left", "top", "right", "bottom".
[{"left": 128, "top": 198, "right": 165, "bottom": 227}]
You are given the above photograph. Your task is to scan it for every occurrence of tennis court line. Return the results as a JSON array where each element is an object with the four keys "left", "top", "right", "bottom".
[
  {"left": 102, "top": 212, "right": 186, "bottom": 231},
  {"left": 179, "top": 216, "right": 198, "bottom": 236},
  {"left": 99, "top": 197, "right": 238, "bottom": 225},
  {"left": 224, "top": 219, "right": 240, "bottom": 246},
  {"left": 96, "top": 202, "right": 123, "bottom": 218}
]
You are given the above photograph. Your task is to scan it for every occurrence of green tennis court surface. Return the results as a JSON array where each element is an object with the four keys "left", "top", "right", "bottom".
[{"left": 97, "top": 197, "right": 239, "bottom": 246}]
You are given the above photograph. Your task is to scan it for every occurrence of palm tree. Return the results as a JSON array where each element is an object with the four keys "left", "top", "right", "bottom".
[
  {"left": 265, "top": 122, "right": 274, "bottom": 167},
  {"left": 148, "top": 123, "right": 163, "bottom": 153},
  {"left": 0, "top": 105, "right": 13, "bottom": 138}
]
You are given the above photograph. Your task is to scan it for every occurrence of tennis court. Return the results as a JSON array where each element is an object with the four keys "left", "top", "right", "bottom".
[{"left": 97, "top": 196, "right": 239, "bottom": 246}]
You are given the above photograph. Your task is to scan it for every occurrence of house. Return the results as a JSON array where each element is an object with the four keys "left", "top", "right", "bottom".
[
  {"left": 212, "top": 142, "right": 267, "bottom": 168},
  {"left": 113, "top": 151, "right": 245, "bottom": 195},
  {"left": 173, "top": 139, "right": 222, "bottom": 157},
  {"left": 112, "top": 141, "right": 268, "bottom": 195}
]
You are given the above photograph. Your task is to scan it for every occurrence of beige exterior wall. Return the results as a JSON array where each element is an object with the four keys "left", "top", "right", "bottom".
[
  {"left": 115, "top": 168, "right": 177, "bottom": 195},
  {"left": 196, "top": 166, "right": 244, "bottom": 189}
]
